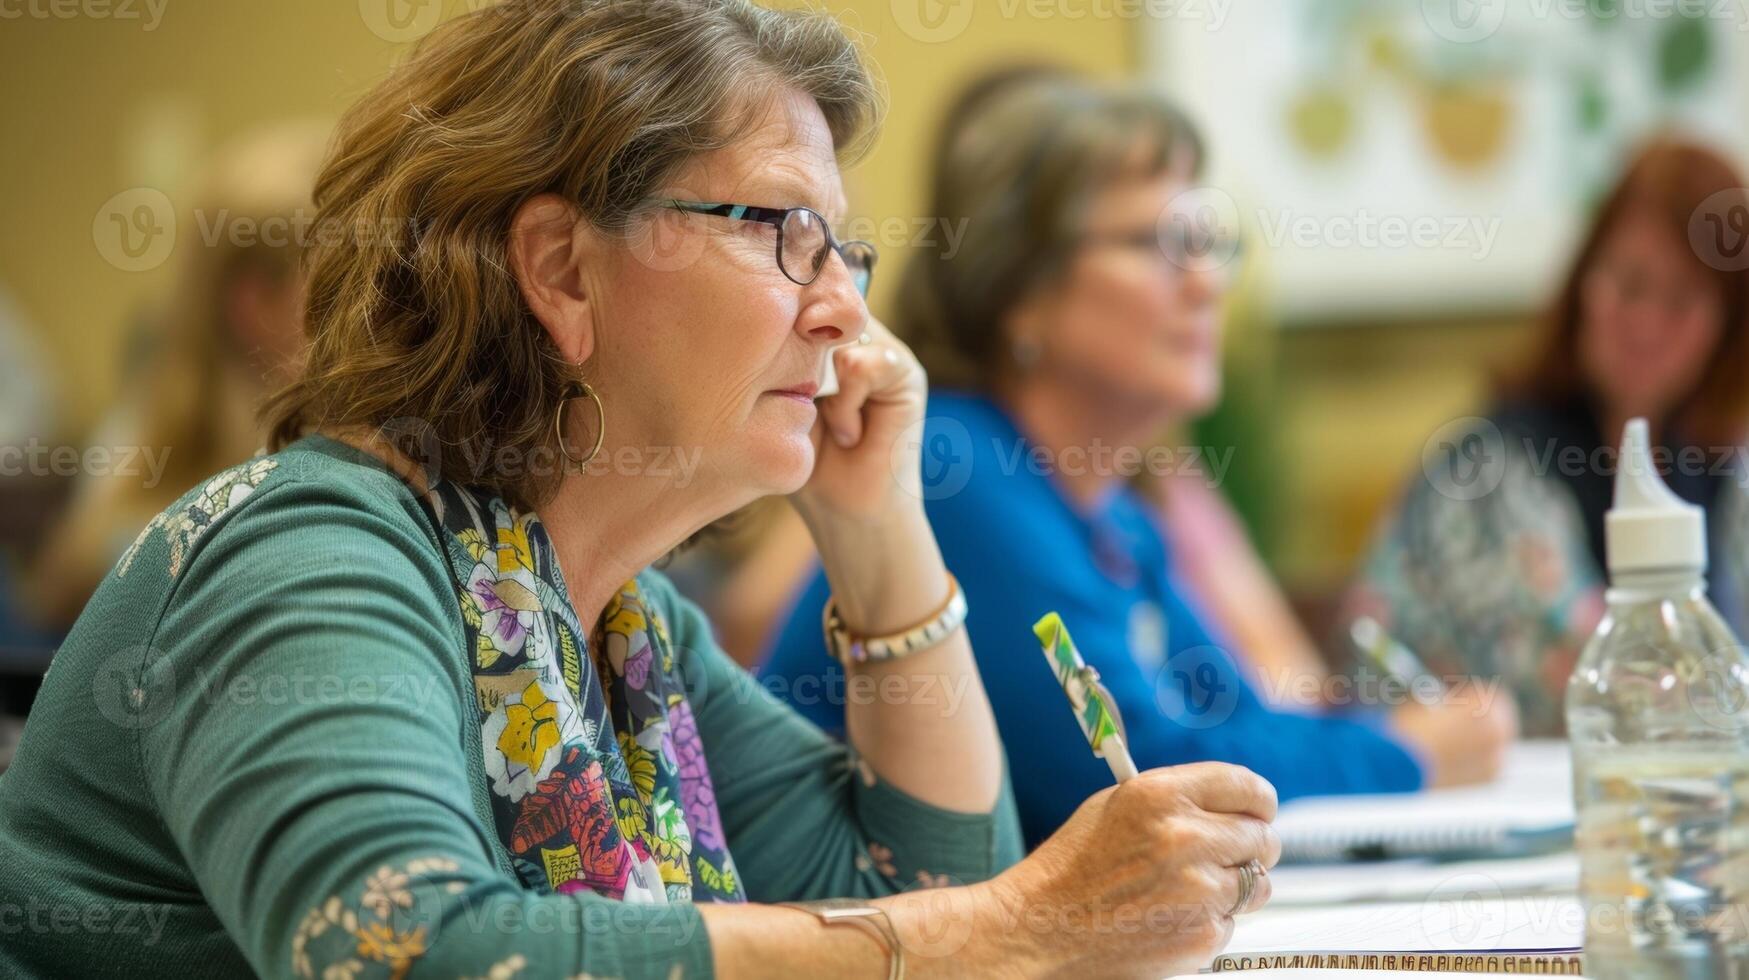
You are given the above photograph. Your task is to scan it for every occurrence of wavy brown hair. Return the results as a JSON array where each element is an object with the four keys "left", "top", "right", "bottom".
[
  {"left": 1499, "top": 139, "right": 1749, "bottom": 446},
  {"left": 265, "top": 0, "right": 877, "bottom": 508}
]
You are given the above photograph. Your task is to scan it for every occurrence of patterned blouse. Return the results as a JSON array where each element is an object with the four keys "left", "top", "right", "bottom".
[
  {"left": 0, "top": 435, "right": 1022, "bottom": 979},
  {"left": 1344, "top": 402, "right": 1749, "bottom": 737}
]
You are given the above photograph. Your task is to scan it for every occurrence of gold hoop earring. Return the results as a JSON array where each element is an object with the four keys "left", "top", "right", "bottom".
[{"left": 555, "top": 381, "right": 606, "bottom": 470}]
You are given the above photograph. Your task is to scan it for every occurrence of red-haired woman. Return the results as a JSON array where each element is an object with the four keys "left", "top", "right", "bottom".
[{"left": 1346, "top": 139, "right": 1749, "bottom": 737}]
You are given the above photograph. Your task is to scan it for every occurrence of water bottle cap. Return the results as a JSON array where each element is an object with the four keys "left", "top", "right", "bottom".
[{"left": 1606, "top": 418, "right": 1706, "bottom": 575}]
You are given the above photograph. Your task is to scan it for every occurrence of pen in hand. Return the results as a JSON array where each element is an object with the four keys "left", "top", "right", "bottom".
[
  {"left": 1349, "top": 615, "right": 1430, "bottom": 682},
  {"left": 1033, "top": 611, "right": 1139, "bottom": 783}
]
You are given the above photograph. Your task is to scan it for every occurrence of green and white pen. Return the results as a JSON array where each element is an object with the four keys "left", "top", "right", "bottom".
[
  {"left": 1033, "top": 611, "right": 1139, "bottom": 783},
  {"left": 1348, "top": 615, "right": 1430, "bottom": 681}
]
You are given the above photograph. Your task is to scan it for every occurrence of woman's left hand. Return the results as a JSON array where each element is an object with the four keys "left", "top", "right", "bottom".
[
  {"left": 789, "top": 316, "right": 949, "bottom": 636},
  {"left": 792, "top": 315, "right": 929, "bottom": 523}
]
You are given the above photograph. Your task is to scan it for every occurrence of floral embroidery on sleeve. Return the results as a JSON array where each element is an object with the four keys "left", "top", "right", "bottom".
[
  {"left": 116, "top": 458, "right": 279, "bottom": 580},
  {"left": 289, "top": 856, "right": 462, "bottom": 980}
]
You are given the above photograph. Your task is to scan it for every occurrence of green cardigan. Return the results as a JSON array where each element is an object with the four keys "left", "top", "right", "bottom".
[{"left": 0, "top": 436, "right": 1022, "bottom": 979}]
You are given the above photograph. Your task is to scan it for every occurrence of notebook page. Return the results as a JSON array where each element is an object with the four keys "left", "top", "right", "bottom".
[
  {"left": 1224, "top": 894, "right": 1584, "bottom": 955},
  {"left": 1273, "top": 742, "right": 1574, "bottom": 860},
  {"left": 1266, "top": 851, "right": 1579, "bottom": 907}
]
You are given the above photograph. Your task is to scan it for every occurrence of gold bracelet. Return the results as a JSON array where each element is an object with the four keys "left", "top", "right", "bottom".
[
  {"left": 779, "top": 899, "right": 905, "bottom": 980},
  {"left": 821, "top": 573, "right": 968, "bottom": 666}
]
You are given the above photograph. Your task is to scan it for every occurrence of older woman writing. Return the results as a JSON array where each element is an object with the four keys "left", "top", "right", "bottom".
[{"left": 0, "top": 3, "right": 1277, "bottom": 979}]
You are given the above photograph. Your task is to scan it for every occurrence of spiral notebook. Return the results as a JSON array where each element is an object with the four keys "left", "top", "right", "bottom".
[{"left": 1274, "top": 742, "right": 1575, "bottom": 863}]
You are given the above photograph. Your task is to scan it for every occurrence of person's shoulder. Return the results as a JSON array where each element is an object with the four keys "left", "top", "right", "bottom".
[
  {"left": 110, "top": 435, "right": 430, "bottom": 589},
  {"left": 919, "top": 388, "right": 1050, "bottom": 510}
]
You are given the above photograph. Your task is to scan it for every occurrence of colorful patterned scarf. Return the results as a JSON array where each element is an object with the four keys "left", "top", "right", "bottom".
[{"left": 419, "top": 481, "right": 746, "bottom": 903}]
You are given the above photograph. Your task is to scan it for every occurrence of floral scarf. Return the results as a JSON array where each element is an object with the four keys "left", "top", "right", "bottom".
[{"left": 419, "top": 480, "right": 745, "bottom": 903}]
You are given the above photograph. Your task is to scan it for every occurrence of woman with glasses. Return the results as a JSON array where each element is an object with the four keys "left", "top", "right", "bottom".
[
  {"left": 1344, "top": 141, "right": 1749, "bottom": 737},
  {"left": 761, "top": 66, "right": 1517, "bottom": 850},
  {"left": 0, "top": 4, "right": 1282, "bottom": 979}
]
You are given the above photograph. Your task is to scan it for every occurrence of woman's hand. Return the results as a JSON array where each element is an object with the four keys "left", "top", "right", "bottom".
[
  {"left": 788, "top": 315, "right": 947, "bottom": 637},
  {"left": 793, "top": 314, "right": 929, "bottom": 523},
  {"left": 969, "top": 763, "right": 1281, "bottom": 979},
  {"left": 1389, "top": 686, "right": 1519, "bottom": 788}
]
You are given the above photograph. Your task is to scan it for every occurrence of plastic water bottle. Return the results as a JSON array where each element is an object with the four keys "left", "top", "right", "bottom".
[{"left": 1567, "top": 419, "right": 1749, "bottom": 979}]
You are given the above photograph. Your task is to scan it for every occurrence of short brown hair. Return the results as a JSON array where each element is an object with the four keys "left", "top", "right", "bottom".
[
  {"left": 265, "top": 0, "right": 877, "bottom": 507},
  {"left": 896, "top": 66, "right": 1204, "bottom": 388},
  {"left": 1501, "top": 138, "right": 1749, "bottom": 446}
]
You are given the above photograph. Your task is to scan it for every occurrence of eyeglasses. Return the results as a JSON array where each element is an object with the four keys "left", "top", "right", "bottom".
[
  {"left": 660, "top": 200, "right": 878, "bottom": 297},
  {"left": 1081, "top": 218, "right": 1245, "bottom": 280}
]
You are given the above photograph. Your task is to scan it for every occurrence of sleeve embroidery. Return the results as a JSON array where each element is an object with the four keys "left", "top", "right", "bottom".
[{"left": 289, "top": 856, "right": 462, "bottom": 980}]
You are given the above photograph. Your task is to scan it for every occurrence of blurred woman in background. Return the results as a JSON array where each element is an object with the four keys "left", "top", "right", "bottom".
[
  {"left": 1346, "top": 140, "right": 1749, "bottom": 737},
  {"left": 27, "top": 121, "right": 325, "bottom": 630},
  {"left": 762, "top": 67, "right": 1516, "bottom": 849}
]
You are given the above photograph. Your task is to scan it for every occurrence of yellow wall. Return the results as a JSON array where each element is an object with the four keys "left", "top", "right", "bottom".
[
  {"left": 0, "top": 0, "right": 1136, "bottom": 438},
  {"left": 0, "top": 1, "right": 1533, "bottom": 587}
]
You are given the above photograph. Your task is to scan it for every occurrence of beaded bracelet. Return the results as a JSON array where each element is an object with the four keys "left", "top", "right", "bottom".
[{"left": 821, "top": 573, "right": 968, "bottom": 666}]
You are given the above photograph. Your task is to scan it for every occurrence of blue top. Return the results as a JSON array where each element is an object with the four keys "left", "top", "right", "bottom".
[{"left": 761, "top": 390, "right": 1424, "bottom": 848}]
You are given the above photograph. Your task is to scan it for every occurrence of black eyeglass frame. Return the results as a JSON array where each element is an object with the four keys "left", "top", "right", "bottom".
[{"left": 659, "top": 199, "right": 878, "bottom": 296}]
